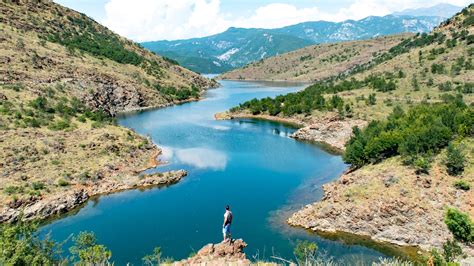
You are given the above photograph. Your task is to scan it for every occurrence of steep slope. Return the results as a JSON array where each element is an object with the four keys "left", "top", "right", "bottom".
[
  {"left": 142, "top": 28, "right": 313, "bottom": 74},
  {"left": 219, "top": 4, "right": 474, "bottom": 255},
  {"left": 144, "top": 15, "right": 445, "bottom": 74},
  {"left": 0, "top": 1, "right": 214, "bottom": 221},
  {"left": 218, "top": 34, "right": 412, "bottom": 82}
]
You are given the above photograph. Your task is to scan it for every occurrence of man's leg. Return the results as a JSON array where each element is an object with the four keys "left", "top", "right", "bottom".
[{"left": 223, "top": 227, "right": 226, "bottom": 242}]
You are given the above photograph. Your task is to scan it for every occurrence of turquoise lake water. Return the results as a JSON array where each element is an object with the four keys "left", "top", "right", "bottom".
[{"left": 40, "top": 79, "right": 389, "bottom": 264}]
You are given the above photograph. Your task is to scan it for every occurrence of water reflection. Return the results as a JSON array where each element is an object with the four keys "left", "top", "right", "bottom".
[{"left": 162, "top": 147, "right": 228, "bottom": 170}]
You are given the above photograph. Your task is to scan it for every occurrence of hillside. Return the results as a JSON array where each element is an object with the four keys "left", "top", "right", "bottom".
[
  {"left": 219, "top": 4, "right": 474, "bottom": 257},
  {"left": 0, "top": 1, "right": 214, "bottom": 221},
  {"left": 144, "top": 15, "right": 445, "bottom": 74},
  {"left": 218, "top": 34, "right": 412, "bottom": 82}
]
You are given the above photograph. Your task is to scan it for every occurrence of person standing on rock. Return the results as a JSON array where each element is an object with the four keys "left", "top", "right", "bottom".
[{"left": 222, "top": 205, "right": 233, "bottom": 242}]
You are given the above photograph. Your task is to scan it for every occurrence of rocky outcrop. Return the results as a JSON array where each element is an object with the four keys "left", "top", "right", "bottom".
[
  {"left": 288, "top": 155, "right": 474, "bottom": 255},
  {"left": 175, "top": 239, "right": 251, "bottom": 266},
  {"left": 291, "top": 118, "right": 367, "bottom": 151},
  {"left": 215, "top": 111, "right": 366, "bottom": 152},
  {"left": 0, "top": 170, "right": 187, "bottom": 223}
]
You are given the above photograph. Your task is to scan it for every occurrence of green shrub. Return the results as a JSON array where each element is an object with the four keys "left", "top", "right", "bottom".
[
  {"left": 413, "top": 156, "right": 431, "bottom": 174},
  {"left": 367, "top": 93, "right": 376, "bottom": 105},
  {"left": 293, "top": 240, "right": 318, "bottom": 265},
  {"left": 443, "top": 240, "right": 463, "bottom": 262},
  {"left": 445, "top": 144, "right": 466, "bottom": 175},
  {"left": 431, "top": 63, "right": 446, "bottom": 74},
  {"left": 69, "top": 231, "right": 112, "bottom": 265},
  {"left": 4, "top": 186, "right": 22, "bottom": 195},
  {"left": 31, "top": 182, "right": 45, "bottom": 191},
  {"left": 429, "top": 249, "right": 446, "bottom": 266},
  {"left": 444, "top": 208, "right": 473, "bottom": 243},
  {"left": 453, "top": 180, "right": 470, "bottom": 191},
  {"left": 57, "top": 179, "right": 69, "bottom": 187},
  {"left": 142, "top": 247, "right": 162, "bottom": 265},
  {"left": 47, "top": 119, "right": 71, "bottom": 131}
]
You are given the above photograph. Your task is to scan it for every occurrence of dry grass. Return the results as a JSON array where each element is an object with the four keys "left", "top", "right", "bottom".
[
  {"left": 0, "top": 120, "right": 158, "bottom": 208},
  {"left": 219, "top": 34, "right": 412, "bottom": 82}
]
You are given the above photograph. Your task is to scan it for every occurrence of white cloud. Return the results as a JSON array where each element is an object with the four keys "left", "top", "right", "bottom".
[
  {"left": 102, "top": 0, "right": 471, "bottom": 42},
  {"left": 102, "top": 0, "right": 229, "bottom": 42}
]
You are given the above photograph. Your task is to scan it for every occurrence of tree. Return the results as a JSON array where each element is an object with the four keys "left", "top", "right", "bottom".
[
  {"left": 70, "top": 231, "right": 112, "bottom": 265},
  {"left": 0, "top": 221, "right": 61, "bottom": 265},
  {"left": 445, "top": 143, "right": 466, "bottom": 175}
]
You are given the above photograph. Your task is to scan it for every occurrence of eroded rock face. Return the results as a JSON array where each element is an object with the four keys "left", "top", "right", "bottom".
[
  {"left": 291, "top": 118, "right": 367, "bottom": 151},
  {"left": 175, "top": 239, "right": 251, "bottom": 266}
]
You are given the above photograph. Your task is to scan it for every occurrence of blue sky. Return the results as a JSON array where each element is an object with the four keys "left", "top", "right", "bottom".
[{"left": 54, "top": 0, "right": 469, "bottom": 41}]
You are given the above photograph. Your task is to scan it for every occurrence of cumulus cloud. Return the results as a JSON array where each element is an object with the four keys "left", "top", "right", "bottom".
[{"left": 101, "top": 0, "right": 472, "bottom": 42}]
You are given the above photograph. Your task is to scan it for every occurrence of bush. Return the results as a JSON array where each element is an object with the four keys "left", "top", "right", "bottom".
[
  {"left": 57, "top": 179, "right": 69, "bottom": 187},
  {"left": 47, "top": 119, "right": 71, "bottom": 131},
  {"left": 445, "top": 144, "right": 466, "bottom": 175},
  {"left": 31, "top": 181, "right": 45, "bottom": 191},
  {"left": 429, "top": 249, "right": 445, "bottom": 266},
  {"left": 293, "top": 240, "right": 318, "bottom": 265},
  {"left": 367, "top": 93, "right": 376, "bottom": 105},
  {"left": 453, "top": 180, "right": 470, "bottom": 191},
  {"left": 142, "top": 247, "right": 162, "bottom": 265},
  {"left": 4, "top": 186, "right": 22, "bottom": 195},
  {"left": 444, "top": 208, "right": 473, "bottom": 243},
  {"left": 443, "top": 240, "right": 463, "bottom": 262},
  {"left": 413, "top": 156, "right": 431, "bottom": 174}
]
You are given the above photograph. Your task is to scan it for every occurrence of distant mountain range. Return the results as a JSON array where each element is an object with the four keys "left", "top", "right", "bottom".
[
  {"left": 142, "top": 4, "right": 462, "bottom": 74},
  {"left": 393, "top": 3, "right": 462, "bottom": 17}
]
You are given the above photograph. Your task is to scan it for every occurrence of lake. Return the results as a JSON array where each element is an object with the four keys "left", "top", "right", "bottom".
[{"left": 40, "top": 79, "right": 389, "bottom": 264}]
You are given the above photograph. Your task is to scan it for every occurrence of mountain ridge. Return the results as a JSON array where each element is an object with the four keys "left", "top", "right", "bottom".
[{"left": 143, "top": 14, "right": 446, "bottom": 73}]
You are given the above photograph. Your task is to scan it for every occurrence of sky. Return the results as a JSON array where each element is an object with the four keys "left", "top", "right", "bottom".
[{"left": 54, "top": 0, "right": 471, "bottom": 42}]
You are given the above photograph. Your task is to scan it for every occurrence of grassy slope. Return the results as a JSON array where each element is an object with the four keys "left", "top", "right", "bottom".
[
  {"left": 0, "top": 2, "right": 212, "bottom": 213},
  {"left": 218, "top": 34, "right": 412, "bottom": 82},
  {"left": 230, "top": 6, "right": 473, "bottom": 123}
]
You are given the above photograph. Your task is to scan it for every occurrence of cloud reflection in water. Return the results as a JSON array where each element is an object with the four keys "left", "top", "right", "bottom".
[{"left": 160, "top": 146, "right": 228, "bottom": 170}]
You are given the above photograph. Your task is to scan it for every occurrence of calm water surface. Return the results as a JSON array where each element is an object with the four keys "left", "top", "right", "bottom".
[{"left": 40, "top": 79, "right": 387, "bottom": 264}]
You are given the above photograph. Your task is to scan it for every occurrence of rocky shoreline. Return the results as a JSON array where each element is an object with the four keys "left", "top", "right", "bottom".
[
  {"left": 0, "top": 168, "right": 187, "bottom": 223},
  {"left": 287, "top": 154, "right": 474, "bottom": 257},
  {"left": 0, "top": 138, "right": 187, "bottom": 223},
  {"left": 215, "top": 111, "right": 365, "bottom": 152}
]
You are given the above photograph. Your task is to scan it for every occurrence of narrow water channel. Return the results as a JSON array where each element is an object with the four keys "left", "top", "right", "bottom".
[{"left": 40, "top": 80, "right": 389, "bottom": 264}]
